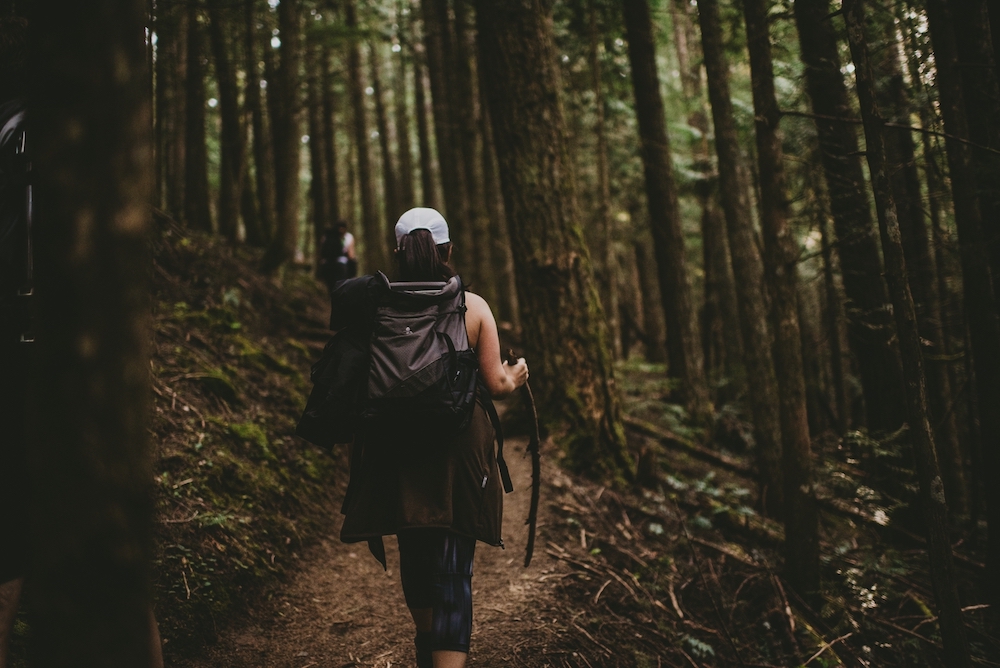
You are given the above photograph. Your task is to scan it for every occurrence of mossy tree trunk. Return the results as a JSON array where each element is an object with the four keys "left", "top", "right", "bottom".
[
  {"left": 476, "top": 0, "right": 632, "bottom": 481},
  {"left": 28, "top": 0, "right": 156, "bottom": 662}
]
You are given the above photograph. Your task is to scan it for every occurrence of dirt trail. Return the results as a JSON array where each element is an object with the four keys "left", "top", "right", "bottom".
[{"left": 178, "top": 434, "right": 571, "bottom": 667}]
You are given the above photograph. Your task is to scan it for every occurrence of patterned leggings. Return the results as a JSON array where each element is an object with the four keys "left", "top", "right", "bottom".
[{"left": 397, "top": 529, "right": 476, "bottom": 663}]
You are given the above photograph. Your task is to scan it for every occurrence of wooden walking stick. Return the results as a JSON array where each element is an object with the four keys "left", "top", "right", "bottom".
[{"left": 507, "top": 350, "right": 541, "bottom": 567}]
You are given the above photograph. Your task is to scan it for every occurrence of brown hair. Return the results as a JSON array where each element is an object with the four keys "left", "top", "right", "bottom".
[{"left": 395, "top": 229, "right": 455, "bottom": 282}]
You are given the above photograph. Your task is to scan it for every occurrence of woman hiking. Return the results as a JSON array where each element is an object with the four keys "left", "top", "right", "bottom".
[{"left": 333, "top": 207, "right": 529, "bottom": 668}]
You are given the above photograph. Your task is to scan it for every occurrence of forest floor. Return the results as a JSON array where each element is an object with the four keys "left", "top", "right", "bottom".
[
  {"left": 173, "top": 429, "right": 581, "bottom": 668},
  {"left": 150, "top": 222, "right": 999, "bottom": 667},
  {"left": 14, "top": 219, "right": 999, "bottom": 667}
]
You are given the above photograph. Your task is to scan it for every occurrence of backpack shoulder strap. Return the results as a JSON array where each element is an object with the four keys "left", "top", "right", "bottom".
[{"left": 480, "top": 389, "right": 513, "bottom": 494}]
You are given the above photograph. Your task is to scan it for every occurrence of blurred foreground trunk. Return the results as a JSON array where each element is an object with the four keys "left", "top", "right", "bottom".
[{"left": 28, "top": 0, "right": 156, "bottom": 663}]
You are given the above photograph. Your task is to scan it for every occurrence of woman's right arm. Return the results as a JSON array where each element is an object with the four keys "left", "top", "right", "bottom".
[{"left": 467, "top": 292, "right": 528, "bottom": 398}]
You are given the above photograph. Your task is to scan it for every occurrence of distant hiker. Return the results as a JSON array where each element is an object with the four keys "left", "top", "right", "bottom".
[
  {"left": 303, "top": 207, "right": 528, "bottom": 668},
  {"left": 318, "top": 220, "right": 357, "bottom": 290}
]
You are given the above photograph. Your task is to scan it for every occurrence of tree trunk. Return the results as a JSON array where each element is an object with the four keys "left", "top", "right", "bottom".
[
  {"left": 322, "top": 45, "right": 342, "bottom": 227},
  {"left": 369, "top": 42, "right": 401, "bottom": 231},
  {"left": 28, "top": 0, "right": 156, "bottom": 662},
  {"left": 159, "top": 3, "right": 187, "bottom": 221},
  {"left": 184, "top": 3, "right": 212, "bottom": 232},
  {"left": 261, "top": 0, "right": 303, "bottom": 273},
  {"left": 926, "top": 0, "right": 1000, "bottom": 601},
  {"left": 412, "top": 31, "right": 438, "bottom": 210},
  {"left": 819, "top": 212, "right": 850, "bottom": 434},
  {"left": 423, "top": 0, "right": 474, "bottom": 280},
  {"left": 477, "top": 0, "right": 631, "bottom": 481},
  {"left": 696, "top": 0, "right": 784, "bottom": 516},
  {"left": 589, "top": 0, "right": 621, "bottom": 360},
  {"left": 743, "top": 0, "right": 818, "bottom": 596},
  {"left": 843, "top": 3, "right": 971, "bottom": 663},
  {"left": 893, "top": 7, "right": 968, "bottom": 517},
  {"left": 670, "top": 0, "right": 743, "bottom": 389},
  {"left": 633, "top": 228, "right": 668, "bottom": 364},
  {"left": 208, "top": 1, "right": 244, "bottom": 243},
  {"left": 421, "top": 0, "right": 457, "bottom": 214},
  {"left": 452, "top": 0, "right": 493, "bottom": 302},
  {"left": 621, "top": 0, "right": 710, "bottom": 420},
  {"left": 792, "top": 0, "right": 906, "bottom": 434},
  {"left": 307, "top": 40, "right": 330, "bottom": 276},
  {"left": 245, "top": 0, "right": 277, "bottom": 246},
  {"left": 394, "top": 10, "right": 416, "bottom": 211},
  {"left": 953, "top": 0, "right": 1000, "bottom": 300},
  {"left": 153, "top": 0, "right": 176, "bottom": 211},
  {"left": 346, "top": 0, "right": 388, "bottom": 274},
  {"left": 479, "top": 90, "right": 520, "bottom": 331}
]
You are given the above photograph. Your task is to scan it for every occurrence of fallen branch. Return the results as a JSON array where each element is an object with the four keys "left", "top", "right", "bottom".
[{"left": 803, "top": 633, "right": 853, "bottom": 666}]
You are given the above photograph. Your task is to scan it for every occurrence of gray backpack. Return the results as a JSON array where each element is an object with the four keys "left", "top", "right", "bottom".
[
  {"left": 356, "top": 272, "right": 513, "bottom": 492},
  {"left": 364, "top": 273, "right": 481, "bottom": 434}
]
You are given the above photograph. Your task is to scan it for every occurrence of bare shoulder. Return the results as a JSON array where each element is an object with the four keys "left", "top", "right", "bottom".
[
  {"left": 464, "top": 291, "right": 494, "bottom": 348},
  {"left": 464, "top": 290, "right": 491, "bottom": 314}
]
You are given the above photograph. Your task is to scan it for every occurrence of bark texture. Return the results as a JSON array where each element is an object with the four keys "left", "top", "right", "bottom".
[
  {"left": 743, "top": 0, "right": 818, "bottom": 596},
  {"left": 477, "top": 0, "right": 631, "bottom": 481},
  {"left": 28, "top": 0, "right": 156, "bottom": 662},
  {"left": 423, "top": 0, "right": 470, "bottom": 275},
  {"left": 793, "top": 0, "right": 906, "bottom": 434},
  {"left": 208, "top": 2, "right": 244, "bottom": 243},
  {"left": 346, "top": 0, "right": 388, "bottom": 274},
  {"left": 245, "top": 0, "right": 277, "bottom": 245},
  {"left": 412, "top": 34, "right": 438, "bottom": 210},
  {"left": 697, "top": 0, "right": 784, "bottom": 515},
  {"left": 370, "top": 42, "right": 401, "bottom": 231},
  {"left": 394, "top": 18, "right": 416, "bottom": 211},
  {"left": 844, "top": 3, "right": 971, "bottom": 663},
  {"left": 926, "top": 0, "right": 1000, "bottom": 600},
  {"left": 621, "top": 0, "right": 710, "bottom": 419},
  {"left": 261, "top": 0, "right": 303, "bottom": 272},
  {"left": 322, "top": 45, "right": 342, "bottom": 227},
  {"left": 588, "top": 0, "right": 621, "bottom": 360},
  {"left": 184, "top": 4, "right": 212, "bottom": 232},
  {"left": 307, "top": 40, "right": 330, "bottom": 274}
]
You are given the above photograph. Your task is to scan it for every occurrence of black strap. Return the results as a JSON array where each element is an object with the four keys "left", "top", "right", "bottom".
[{"left": 481, "top": 392, "right": 513, "bottom": 494}]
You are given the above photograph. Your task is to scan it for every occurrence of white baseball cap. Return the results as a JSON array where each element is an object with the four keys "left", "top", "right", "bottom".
[{"left": 394, "top": 207, "right": 451, "bottom": 248}]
